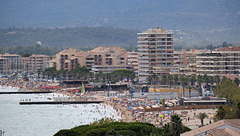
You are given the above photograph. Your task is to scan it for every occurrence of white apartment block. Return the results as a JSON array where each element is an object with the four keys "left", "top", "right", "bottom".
[
  {"left": 137, "top": 28, "right": 174, "bottom": 82},
  {"left": 196, "top": 46, "right": 240, "bottom": 76}
]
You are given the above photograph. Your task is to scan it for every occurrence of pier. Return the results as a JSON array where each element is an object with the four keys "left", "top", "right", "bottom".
[
  {"left": 19, "top": 100, "right": 104, "bottom": 105},
  {"left": 0, "top": 91, "right": 53, "bottom": 94}
]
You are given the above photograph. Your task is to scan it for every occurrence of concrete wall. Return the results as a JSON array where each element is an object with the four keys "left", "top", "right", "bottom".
[
  {"left": 149, "top": 87, "right": 195, "bottom": 97},
  {"left": 132, "top": 92, "right": 178, "bottom": 100}
]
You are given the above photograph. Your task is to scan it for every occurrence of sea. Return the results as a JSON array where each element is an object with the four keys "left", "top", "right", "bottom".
[{"left": 0, "top": 86, "right": 120, "bottom": 136}]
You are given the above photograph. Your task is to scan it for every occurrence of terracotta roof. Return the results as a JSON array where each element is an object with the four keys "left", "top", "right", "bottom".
[
  {"left": 30, "top": 54, "right": 50, "bottom": 57},
  {"left": 90, "top": 46, "right": 125, "bottom": 53},
  {"left": 208, "top": 128, "right": 240, "bottom": 136},
  {"left": 223, "top": 75, "right": 240, "bottom": 81},
  {"left": 182, "top": 119, "right": 240, "bottom": 136},
  {"left": 60, "top": 48, "right": 79, "bottom": 53},
  {"left": 215, "top": 46, "right": 240, "bottom": 51}
]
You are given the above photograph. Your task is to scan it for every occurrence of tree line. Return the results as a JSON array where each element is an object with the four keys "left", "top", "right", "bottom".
[
  {"left": 42, "top": 66, "right": 135, "bottom": 83},
  {"left": 54, "top": 114, "right": 190, "bottom": 136}
]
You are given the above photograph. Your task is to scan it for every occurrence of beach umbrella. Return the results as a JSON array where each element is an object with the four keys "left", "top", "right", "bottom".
[
  {"left": 166, "top": 111, "right": 169, "bottom": 114},
  {"left": 146, "top": 106, "right": 151, "bottom": 109},
  {"left": 138, "top": 106, "right": 144, "bottom": 110},
  {"left": 210, "top": 115, "right": 214, "bottom": 120},
  {"left": 159, "top": 114, "right": 164, "bottom": 117}
]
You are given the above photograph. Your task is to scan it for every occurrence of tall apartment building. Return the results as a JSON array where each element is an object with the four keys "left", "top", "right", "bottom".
[
  {"left": 0, "top": 53, "right": 22, "bottom": 74},
  {"left": 56, "top": 48, "right": 80, "bottom": 71},
  {"left": 127, "top": 51, "right": 138, "bottom": 73},
  {"left": 196, "top": 46, "right": 240, "bottom": 76},
  {"left": 137, "top": 28, "right": 174, "bottom": 82},
  {"left": 56, "top": 47, "right": 128, "bottom": 72},
  {"left": 0, "top": 57, "right": 8, "bottom": 75}
]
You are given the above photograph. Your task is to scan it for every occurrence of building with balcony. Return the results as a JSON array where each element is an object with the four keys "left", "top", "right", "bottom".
[
  {"left": 0, "top": 53, "right": 22, "bottom": 74},
  {"left": 196, "top": 46, "right": 240, "bottom": 76},
  {"left": 0, "top": 57, "right": 8, "bottom": 75},
  {"left": 55, "top": 47, "right": 128, "bottom": 72},
  {"left": 56, "top": 48, "right": 80, "bottom": 71},
  {"left": 127, "top": 51, "right": 138, "bottom": 73},
  {"left": 137, "top": 28, "right": 174, "bottom": 82},
  {"left": 22, "top": 54, "right": 50, "bottom": 73}
]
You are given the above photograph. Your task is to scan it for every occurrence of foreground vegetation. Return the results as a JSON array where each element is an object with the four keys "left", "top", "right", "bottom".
[{"left": 54, "top": 115, "right": 191, "bottom": 136}]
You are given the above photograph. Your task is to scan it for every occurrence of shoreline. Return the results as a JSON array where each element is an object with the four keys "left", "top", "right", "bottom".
[{"left": 0, "top": 79, "right": 218, "bottom": 129}]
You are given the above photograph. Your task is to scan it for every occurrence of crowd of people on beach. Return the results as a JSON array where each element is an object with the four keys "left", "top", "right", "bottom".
[
  {"left": 106, "top": 97, "right": 216, "bottom": 129},
  {"left": 0, "top": 79, "right": 48, "bottom": 91},
  {"left": 0, "top": 78, "right": 217, "bottom": 129}
]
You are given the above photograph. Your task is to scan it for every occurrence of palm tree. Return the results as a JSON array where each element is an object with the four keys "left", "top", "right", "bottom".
[
  {"left": 189, "top": 75, "right": 196, "bottom": 86},
  {"left": 180, "top": 76, "right": 188, "bottom": 97},
  {"left": 215, "top": 106, "right": 226, "bottom": 120},
  {"left": 214, "top": 75, "right": 220, "bottom": 85},
  {"left": 209, "top": 76, "right": 214, "bottom": 91},
  {"left": 169, "top": 114, "right": 183, "bottom": 136},
  {"left": 168, "top": 75, "right": 173, "bottom": 88},
  {"left": 173, "top": 75, "right": 179, "bottom": 87},
  {"left": 234, "top": 78, "right": 240, "bottom": 86},
  {"left": 162, "top": 75, "right": 168, "bottom": 85},
  {"left": 147, "top": 73, "right": 159, "bottom": 85},
  {"left": 196, "top": 112, "right": 208, "bottom": 126}
]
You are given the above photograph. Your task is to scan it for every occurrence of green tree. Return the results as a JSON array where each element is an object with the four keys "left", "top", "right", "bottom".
[
  {"left": 180, "top": 76, "right": 188, "bottom": 97},
  {"left": 173, "top": 75, "right": 179, "bottom": 87},
  {"left": 21, "top": 53, "right": 32, "bottom": 57},
  {"left": 214, "top": 75, "right": 220, "bottom": 85},
  {"left": 168, "top": 75, "right": 173, "bottom": 87},
  {"left": 189, "top": 75, "right": 196, "bottom": 86},
  {"left": 236, "top": 102, "right": 240, "bottom": 119},
  {"left": 221, "top": 76, "right": 228, "bottom": 82},
  {"left": 169, "top": 114, "right": 183, "bottom": 136},
  {"left": 147, "top": 73, "right": 159, "bottom": 85},
  {"left": 196, "top": 112, "right": 208, "bottom": 126},
  {"left": 162, "top": 75, "right": 168, "bottom": 85},
  {"left": 213, "top": 79, "right": 240, "bottom": 105},
  {"left": 234, "top": 78, "right": 240, "bottom": 86},
  {"left": 215, "top": 106, "right": 226, "bottom": 120}
]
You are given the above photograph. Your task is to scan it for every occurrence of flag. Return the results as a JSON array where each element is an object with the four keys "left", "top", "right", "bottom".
[{"left": 81, "top": 83, "right": 85, "bottom": 96}]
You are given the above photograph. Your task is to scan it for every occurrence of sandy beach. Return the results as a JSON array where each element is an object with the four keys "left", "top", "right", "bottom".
[{"left": 0, "top": 78, "right": 218, "bottom": 130}]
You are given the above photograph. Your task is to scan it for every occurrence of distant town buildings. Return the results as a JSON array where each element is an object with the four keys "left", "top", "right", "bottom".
[
  {"left": 0, "top": 27, "right": 240, "bottom": 80},
  {"left": 0, "top": 53, "right": 51, "bottom": 75},
  {"left": 55, "top": 46, "right": 128, "bottom": 73},
  {"left": 137, "top": 28, "right": 174, "bottom": 82},
  {"left": 127, "top": 51, "right": 138, "bottom": 73},
  {"left": 0, "top": 53, "right": 21, "bottom": 74},
  {"left": 196, "top": 46, "right": 240, "bottom": 76},
  {"left": 22, "top": 54, "right": 50, "bottom": 73}
]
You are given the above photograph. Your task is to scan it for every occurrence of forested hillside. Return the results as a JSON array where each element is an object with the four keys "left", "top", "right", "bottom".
[{"left": 0, "top": 27, "right": 139, "bottom": 47}]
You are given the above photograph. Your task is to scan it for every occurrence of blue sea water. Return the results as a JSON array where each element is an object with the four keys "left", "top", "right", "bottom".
[{"left": 0, "top": 86, "right": 119, "bottom": 136}]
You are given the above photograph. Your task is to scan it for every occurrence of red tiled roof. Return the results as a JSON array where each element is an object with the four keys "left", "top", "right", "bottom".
[
  {"left": 215, "top": 46, "right": 240, "bottom": 51},
  {"left": 208, "top": 128, "right": 240, "bottom": 136},
  {"left": 223, "top": 75, "right": 240, "bottom": 81},
  {"left": 182, "top": 119, "right": 240, "bottom": 136}
]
